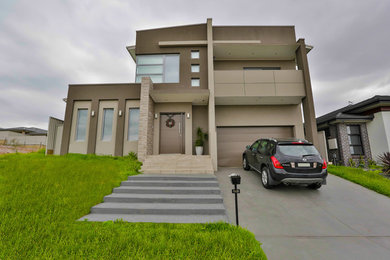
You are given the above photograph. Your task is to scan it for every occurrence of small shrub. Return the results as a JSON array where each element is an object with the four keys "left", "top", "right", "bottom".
[
  {"left": 368, "top": 159, "right": 376, "bottom": 168},
  {"left": 349, "top": 158, "right": 356, "bottom": 167},
  {"left": 195, "top": 127, "right": 208, "bottom": 147},
  {"left": 378, "top": 152, "right": 390, "bottom": 175},
  {"left": 128, "top": 152, "right": 138, "bottom": 160},
  {"left": 358, "top": 156, "right": 365, "bottom": 168}
]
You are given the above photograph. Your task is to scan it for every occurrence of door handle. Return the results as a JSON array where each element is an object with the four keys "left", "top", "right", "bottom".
[{"left": 179, "top": 122, "right": 181, "bottom": 136}]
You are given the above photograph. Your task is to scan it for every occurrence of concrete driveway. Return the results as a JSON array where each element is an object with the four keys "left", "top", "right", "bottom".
[{"left": 215, "top": 167, "right": 390, "bottom": 260}]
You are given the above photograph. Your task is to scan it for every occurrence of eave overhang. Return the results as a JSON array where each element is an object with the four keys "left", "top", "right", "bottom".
[{"left": 126, "top": 45, "right": 136, "bottom": 62}]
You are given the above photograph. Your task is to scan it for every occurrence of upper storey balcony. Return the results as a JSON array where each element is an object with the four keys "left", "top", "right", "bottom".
[{"left": 214, "top": 69, "right": 306, "bottom": 105}]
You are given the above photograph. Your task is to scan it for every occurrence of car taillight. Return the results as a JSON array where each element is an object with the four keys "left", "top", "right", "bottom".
[
  {"left": 271, "top": 156, "right": 283, "bottom": 169},
  {"left": 322, "top": 159, "right": 327, "bottom": 169}
]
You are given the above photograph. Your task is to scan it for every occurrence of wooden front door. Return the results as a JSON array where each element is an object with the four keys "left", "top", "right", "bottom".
[{"left": 160, "top": 113, "right": 185, "bottom": 154}]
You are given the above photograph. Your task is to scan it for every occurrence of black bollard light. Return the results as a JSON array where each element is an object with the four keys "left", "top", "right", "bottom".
[{"left": 229, "top": 173, "right": 241, "bottom": 226}]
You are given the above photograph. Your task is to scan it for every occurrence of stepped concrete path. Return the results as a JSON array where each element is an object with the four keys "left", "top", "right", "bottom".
[{"left": 79, "top": 174, "right": 228, "bottom": 223}]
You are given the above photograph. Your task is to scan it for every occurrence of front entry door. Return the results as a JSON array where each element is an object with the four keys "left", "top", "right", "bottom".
[{"left": 160, "top": 113, "right": 185, "bottom": 154}]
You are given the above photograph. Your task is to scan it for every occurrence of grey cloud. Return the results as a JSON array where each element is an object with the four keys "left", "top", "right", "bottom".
[{"left": 0, "top": 0, "right": 389, "bottom": 128}]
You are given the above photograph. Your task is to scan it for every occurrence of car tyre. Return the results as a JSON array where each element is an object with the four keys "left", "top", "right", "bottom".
[
  {"left": 307, "top": 183, "right": 322, "bottom": 190},
  {"left": 242, "top": 156, "right": 250, "bottom": 171},
  {"left": 261, "top": 167, "right": 273, "bottom": 189}
]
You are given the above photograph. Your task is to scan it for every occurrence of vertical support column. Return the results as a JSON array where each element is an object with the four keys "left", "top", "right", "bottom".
[
  {"left": 114, "top": 98, "right": 126, "bottom": 156},
  {"left": 137, "top": 77, "right": 154, "bottom": 162},
  {"left": 87, "top": 99, "right": 99, "bottom": 154},
  {"left": 296, "top": 38, "right": 319, "bottom": 148},
  {"left": 60, "top": 98, "right": 73, "bottom": 155},
  {"left": 207, "top": 18, "right": 218, "bottom": 171}
]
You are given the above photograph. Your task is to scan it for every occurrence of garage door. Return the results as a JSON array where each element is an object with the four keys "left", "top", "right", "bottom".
[{"left": 217, "top": 126, "right": 294, "bottom": 167}]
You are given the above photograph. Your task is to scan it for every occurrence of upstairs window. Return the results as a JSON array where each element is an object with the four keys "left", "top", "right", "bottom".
[
  {"left": 191, "top": 64, "right": 200, "bottom": 73},
  {"left": 191, "top": 78, "right": 200, "bottom": 87},
  {"left": 347, "top": 125, "right": 364, "bottom": 155},
  {"left": 191, "top": 50, "right": 199, "bottom": 59},
  {"left": 244, "top": 67, "right": 281, "bottom": 70},
  {"left": 136, "top": 54, "right": 179, "bottom": 83}
]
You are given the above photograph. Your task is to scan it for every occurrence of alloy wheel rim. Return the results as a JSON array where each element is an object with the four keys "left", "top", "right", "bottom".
[
  {"left": 262, "top": 170, "right": 267, "bottom": 185},
  {"left": 243, "top": 158, "right": 246, "bottom": 168}
]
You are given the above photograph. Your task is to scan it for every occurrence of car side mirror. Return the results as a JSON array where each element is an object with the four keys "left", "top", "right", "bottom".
[{"left": 246, "top": 145, "right": 250, "bottom": 150}]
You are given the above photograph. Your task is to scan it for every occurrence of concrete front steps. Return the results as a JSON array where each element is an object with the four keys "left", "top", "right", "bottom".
[
  {"left": 79, "top": 174, "right": 228, "bottom": 223},
  {"left": 141, "top": 155, "right": 214, "bottom": 174}
]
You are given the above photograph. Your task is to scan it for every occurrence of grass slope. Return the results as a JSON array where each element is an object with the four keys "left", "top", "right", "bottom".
[
  {"left": 0, "top": 151, "right": 266, "bottom": 259},
  {"left": 328, "top": 165, "right": 390, "bottom": 197}
]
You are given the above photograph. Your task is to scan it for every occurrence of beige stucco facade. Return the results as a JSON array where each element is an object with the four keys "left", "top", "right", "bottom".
[{"left": 54, "top": 19, "right": 320, "bottom": 170}]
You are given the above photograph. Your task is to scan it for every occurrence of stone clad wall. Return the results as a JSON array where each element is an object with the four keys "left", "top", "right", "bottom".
[
  {"left": 137, "top": 77, "right": 154, "bottom": 162},
  {"left": 337, "top": 123, "right": 372, "bottom": 166}
]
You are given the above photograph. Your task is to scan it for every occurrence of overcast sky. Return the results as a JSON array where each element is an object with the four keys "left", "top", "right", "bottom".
[{"left": 1, "top": 0, "right": 389, "bottom": 129}]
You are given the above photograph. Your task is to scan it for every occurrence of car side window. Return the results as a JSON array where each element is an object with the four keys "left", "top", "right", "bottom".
[
  {"left": 258, "top": 141, "right": 268, "bottom": 155},
  {"left": 251, "top": 141, "right": 260, "bottom": 152},
  {"left": 267, "top": 142, "right": 275, "bottom": 155}
]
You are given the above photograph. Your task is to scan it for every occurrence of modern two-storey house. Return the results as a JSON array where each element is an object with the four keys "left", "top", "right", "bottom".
[{"left": 46, "top": 19, "right": 319, "bottom": 172}]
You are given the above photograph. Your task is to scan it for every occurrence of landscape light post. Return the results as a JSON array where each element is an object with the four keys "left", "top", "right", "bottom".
[{"left": 229, "top": 173, "right": 241, "bottom": 226}]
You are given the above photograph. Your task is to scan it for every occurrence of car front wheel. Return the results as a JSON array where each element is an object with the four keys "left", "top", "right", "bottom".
[
  {"left": 243, "top": 156, "right": 250, "bottom": 171},
  {"left": 261, "top": 167, "right": 273, "bottom": 189}
]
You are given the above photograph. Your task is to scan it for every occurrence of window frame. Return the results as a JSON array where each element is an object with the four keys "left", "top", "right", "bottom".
[
  {"left": 191, "top": 78, "right": 200, "bottom": 87},
  {"left": 347, "top": 125, "right": 364, "bottom": 155},
  {"left": 101, "top": 108, "right": 114, "bottom": 141},
  {"left": 135, "top": 54, "right": 179, "bottom": 83},
  {"left": 75, "top": 108, "right": 88, "bottom": 142},
  {"left": 191, "top": 50, "right": 200, "bottom": 59},
  {"left": 243, "top": 67, "right": 281, "bottom": 70},
  {"left": 191, "top": 64, "right": 200, "bottom": 73},
  {"left": 128, "top": 108, "right": 140, "bottom": 141}
]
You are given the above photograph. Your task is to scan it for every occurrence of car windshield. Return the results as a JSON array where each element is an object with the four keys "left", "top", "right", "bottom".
[{"left": 277, "top": 144, "right": 320, "bottom": 157}]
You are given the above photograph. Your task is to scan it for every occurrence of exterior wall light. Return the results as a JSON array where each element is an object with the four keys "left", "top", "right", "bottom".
[
  {"left": 118, "top": 110, "right": 123, "bottom": 117},
  {"left": 154, "top": 113, "right": 158, "bottom": 119},
  {"left": 91, "top": 110, "right": 95, "bottom": 117},
  {"left": 186, "top": 113, "right": 190, "bottom": 119}
]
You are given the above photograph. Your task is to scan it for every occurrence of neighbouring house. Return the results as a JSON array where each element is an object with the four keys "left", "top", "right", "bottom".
[
  {"left": 0, "top": 127, "right": 47, "bottom": 146},
  {"left": 48, "top": 18, "right": 320, "bottom": 171},
  {"left": 316, "top": 95, "right": 390, "bottom": 166}
]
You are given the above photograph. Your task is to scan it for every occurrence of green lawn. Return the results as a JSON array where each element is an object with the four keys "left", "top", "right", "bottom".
[
  {"left": 0, "top": 151, "right": 266, "bottom": 259},
  {"left": 328, "top": 165, "right": 390, "bottom": 197}
]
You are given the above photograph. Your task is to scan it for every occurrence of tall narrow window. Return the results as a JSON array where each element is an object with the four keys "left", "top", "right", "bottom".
[
  {"left": 347, "top": 125, "right": 364, "bottom": 155},
  {"left": 76, "top": 109, "right": 88, "bottom": 141},
  {"left": 101, "top": 108, "right": 114, "bottom": 141},
  {"left": 191, "top": 50, "right": 199, "bottom": 59},
  {"left": 128, "top": 108, "right": 140, "bottom": 141}
]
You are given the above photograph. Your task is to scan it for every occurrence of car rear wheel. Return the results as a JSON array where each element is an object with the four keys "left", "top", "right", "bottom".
[
  {"left": 242, "top": 156, "right": 250, "bottom": 171},
  {"left": 261, "top": 167, "right": 273, "bottom": 189},
  {"left": 307, "top": 183, "right": 322, "bottom": 190}
]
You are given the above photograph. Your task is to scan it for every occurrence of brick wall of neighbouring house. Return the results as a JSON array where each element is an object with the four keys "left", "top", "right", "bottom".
[
  {"left": 337, "top": 123, "right": 372, "bottom": 166},
  {"left": 137, "top": 78, "right": 154, "bottom": 162}
]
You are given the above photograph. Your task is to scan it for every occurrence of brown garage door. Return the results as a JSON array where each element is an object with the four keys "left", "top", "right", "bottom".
[{"left": 217, "top": 126, "right": 294, "bottom": 167}]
